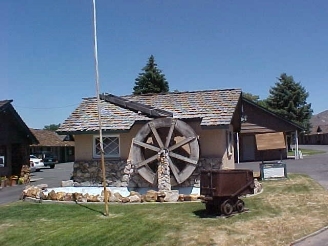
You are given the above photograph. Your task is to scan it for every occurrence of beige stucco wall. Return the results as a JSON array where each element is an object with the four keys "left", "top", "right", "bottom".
[{"left": 73, "top": 121, "right": 235, "bottom": 168}]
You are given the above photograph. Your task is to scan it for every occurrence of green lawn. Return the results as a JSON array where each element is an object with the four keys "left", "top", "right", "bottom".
[
  {"left": 1, "top": 174, "right": 328, "bottom": 246},
  {"left": 289, "top": 148, "right": 326, "bottom": 155}
]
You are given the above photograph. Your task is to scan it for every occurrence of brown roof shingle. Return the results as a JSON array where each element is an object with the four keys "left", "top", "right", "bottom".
[
  {"left": 30, "top": 129, "right": 74, "bottom": 147},
  {"left": 57, "top": 89, "right": 242, "bottom": 133}
]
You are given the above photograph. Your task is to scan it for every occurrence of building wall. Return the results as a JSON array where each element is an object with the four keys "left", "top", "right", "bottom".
[
  {"left": 0, "top": 112, "right": 31, "bottom": 177},
  {"left": 299, "top": 133, "right": 328, "bottom": 145},
  {"left": 72, "top": 120, "right": 236, "bottom": 187},
  {"left": 239, "top": 100, "right": 298, "bottom": 162},
  {"left": 74, "top": 121, "right": 235, "bottom": 168}
]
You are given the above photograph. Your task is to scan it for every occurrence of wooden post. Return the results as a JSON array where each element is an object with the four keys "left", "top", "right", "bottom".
[{"left": 92, "top": 0, "right": 108, "bottom": 216}]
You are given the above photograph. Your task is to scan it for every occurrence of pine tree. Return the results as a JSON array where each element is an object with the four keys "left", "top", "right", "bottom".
[
  {"left": 266, "top": 73, "right": 313, "bottom": 131},
  {"left": 133, "top": 55, "right": 169, "bottom": 95}
]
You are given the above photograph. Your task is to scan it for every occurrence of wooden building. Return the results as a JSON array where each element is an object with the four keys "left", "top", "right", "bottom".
[
  {"left": 30, "top": 129, "right": 75, "bottom": 163},
  {"left": 0, "top": 100, "right": 38, "bottom": 177},
  {"left": 237, "top": 97, "right": 304, "bottom": 162}
]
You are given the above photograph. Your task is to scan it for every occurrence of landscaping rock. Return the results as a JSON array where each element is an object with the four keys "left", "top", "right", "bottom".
[
  {"left": 144, "top": 190, "right": 157, "bottom": 202},
  {"left": 61, "top": 180, "right": 74, "bottom": 187},
  {"left": 163, "top": 190, "right": 179, "bottom": 202},
  {"left": 129, "top": 194, "right": 141, "bottom": 203},
  {"left": 183, "top": 194, "right": 199, "bottom": 201},
  {"left": 113, "top": 192, "right": 123, "bottom": 202},
  {"left": 121, "top": 197, "right": 130, "bottom": 203}
]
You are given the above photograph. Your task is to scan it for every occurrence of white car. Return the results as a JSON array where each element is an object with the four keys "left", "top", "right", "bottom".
[
  {"left": 29, "top": 155, "right": 44, "bottom": 172},
  {"left": 29, "top": 160, "right": 36, "bottom": 172}
]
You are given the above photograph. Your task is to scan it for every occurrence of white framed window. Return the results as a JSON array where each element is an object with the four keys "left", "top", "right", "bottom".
[
  {"left": 226, "top": 130, "right": 233, "bottom": 156},
  {"left": 93, "top": 135, "right": 120, "bottom": 158}
]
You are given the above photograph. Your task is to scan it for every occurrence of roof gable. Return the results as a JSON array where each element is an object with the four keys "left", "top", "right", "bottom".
[
  {"left": 57, "top": 89, "right": 242, "bottom": 133},
  {"left": 241, "top": 97, "right": 305, "bottom": 133},
  {"left": 0, "top": 100, "right": 38, "bottom": 144}
]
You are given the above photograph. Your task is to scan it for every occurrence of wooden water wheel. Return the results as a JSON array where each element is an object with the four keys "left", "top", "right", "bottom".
[{"left": 131, "top": 117, "right": 200, "bottom": 186}]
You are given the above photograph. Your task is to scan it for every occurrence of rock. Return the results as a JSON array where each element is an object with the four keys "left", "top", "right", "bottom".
[
  {"left": 87, "top": 194, "right": 100, "bottom": 202},
  {"left": 40, "top": 192, "right": 48, "bottom": 200},
  {"left": 129, "top": 195, "right": 141, "bottom": 203},
  {"left": 121, "top": 197, "right": 130, "bottom": 203},
  {"left": 113, "top": 192, "right": 123, "bottom": 202},
  {"left": 183, "top": 194, "right": 199, "bottom": 201},
  {"left": 178, "top": 194, "right": 185, "bottom": 202},
  {"left": 60, "top": 193, "right": 73, "bottom": 201},
  {"left": 129, "top": 191, "right": 141, "bottom": 197},
  {"left": 144, "top": 190, "right": 157, "bottom": 202},
  {"left": 56, "top": 192, "right": 67, "bottom": 201},
  {"left": 254, "top": 179, "right": 263, "bottom": 194},
  {"left": 61, "top": 180, "right": 74, "bottom": 187},
  {"left": 47, "top": 190, "right": 57, "bottom": 200},
  {"left": 25, "top": 187, "right": 42, "bottom": 198},
  {"left": 163, "top": 190, "right": 179, "bottom": 202},
  {"left": 72, "top": 192, "right": 83, "bottom": 201}
]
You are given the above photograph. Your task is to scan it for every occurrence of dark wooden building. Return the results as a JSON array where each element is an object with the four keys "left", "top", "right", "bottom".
[
  {"left": 0, "top": 100, "right": 38, "bottom": 177},
  {"left": 237, "top": 97, "right": 304, "bottom": 162}
]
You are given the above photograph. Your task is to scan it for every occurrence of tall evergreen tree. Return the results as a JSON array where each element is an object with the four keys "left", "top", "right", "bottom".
[
  {"left": 266, "top": 73, "right": 313, "bottom": 131},
  {"left": 133, "top": 55, "right": 169, "bottom": 95}
]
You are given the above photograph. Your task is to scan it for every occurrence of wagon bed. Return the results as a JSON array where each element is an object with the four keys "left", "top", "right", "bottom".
[{"left": 200, "top": 169, "right": 254, "bottom": 215}]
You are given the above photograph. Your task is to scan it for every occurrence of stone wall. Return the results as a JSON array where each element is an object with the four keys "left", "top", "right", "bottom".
[{"left": 73, "top": 157, "right": 222, "bottom": 188}]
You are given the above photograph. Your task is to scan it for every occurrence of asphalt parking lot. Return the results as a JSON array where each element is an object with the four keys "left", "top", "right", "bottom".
[{"left": 0, "top": 162, "right": 73, "bottom": 205}]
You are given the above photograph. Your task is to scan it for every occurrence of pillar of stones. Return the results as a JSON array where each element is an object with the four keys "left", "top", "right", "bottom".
[{"left": 157, "top": 149, "right": 171, "bottom": 191}]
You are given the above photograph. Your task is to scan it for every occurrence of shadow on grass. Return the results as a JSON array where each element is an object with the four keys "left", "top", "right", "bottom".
[
  {"left": 74, "top": 201, "right": 106, "bottom": 216},
  {"left": 193, "top": 209, "right": 219, "bottom": 219}
]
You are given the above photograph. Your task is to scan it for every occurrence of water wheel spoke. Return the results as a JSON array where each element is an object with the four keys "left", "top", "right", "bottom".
[
  {"left": 149, "top": 122, "right": 164, "bottom": 148},
  {"left": 133, "top": 139, "right": 160, "bottom": 152},
  {"left": 168, "top": 137, "right": 196, "bottom": 152},
  {"left": 169, "top": 152, "right": 198, "bottom": 165},
  {"left": 165, "top": 118, "right": 177, "bottom": 148},
  {"left": 135, "top": 154, "right": 158, "bottom": 168},
  {"left": 167, "top": 156, "right": 182, "bottom": 184}
]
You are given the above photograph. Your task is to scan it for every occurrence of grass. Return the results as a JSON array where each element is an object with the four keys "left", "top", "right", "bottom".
[
  {"left": 289, "top": 148, "right": 326, "bottom": 155},
  {"left": 1, "top": 174, "right": 328, "bottom": 246}
]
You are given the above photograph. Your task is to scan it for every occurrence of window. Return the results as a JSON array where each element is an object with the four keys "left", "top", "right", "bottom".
[
  {"left": 226, "top": 130, "right": 233, "bottom": 156},
  {"left": 93, "top": 135, "right": 120, "bottom": 158},
  {"left": 0, "top": 145, "right": 6, "bottom": 167}
]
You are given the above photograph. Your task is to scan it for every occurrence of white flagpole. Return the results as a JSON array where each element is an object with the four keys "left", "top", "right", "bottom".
[{"left": 92, "top": 0, "right": 108, "bottom": 216}]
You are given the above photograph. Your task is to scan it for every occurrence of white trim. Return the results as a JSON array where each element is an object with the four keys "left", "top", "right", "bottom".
[{"left": 226, "top": 130, "right": 233, "bottom": 157}]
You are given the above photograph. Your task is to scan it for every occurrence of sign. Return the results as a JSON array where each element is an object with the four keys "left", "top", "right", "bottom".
[
  {"left": 260, "top": 162, "right": 287, "bottom": 180},
  {"left": 255, "top": 132, "right": 286, "bottom": 151}
]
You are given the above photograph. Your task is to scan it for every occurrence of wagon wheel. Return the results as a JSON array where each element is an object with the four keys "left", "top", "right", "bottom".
[
  {"left": 221, "top": 200, "right": 233, "bottom": 216},
  {"left": 131, "top": 117, "right": 199, "bottom": 186},
  {"left": 235, "top": 199, "right": 245, "bottom": 213}
]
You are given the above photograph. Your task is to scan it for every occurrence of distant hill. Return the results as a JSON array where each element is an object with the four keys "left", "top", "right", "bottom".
[{"left": 310, "top": 110, "right": 328, "bottom": 134}]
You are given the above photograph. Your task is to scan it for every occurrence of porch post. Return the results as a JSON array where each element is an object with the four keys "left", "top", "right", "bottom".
[
  {"left": 295, "top": 130, "right": 299, "bottom": 159},
  {"left": 236, "top": 132, "right": 240, "bottom": 164}
]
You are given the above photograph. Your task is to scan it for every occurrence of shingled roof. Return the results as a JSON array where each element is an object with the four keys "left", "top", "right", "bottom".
[
  {"left": 57, "top": 89, "right": 242, "bottom": 134},
  {"left": 30, "top": 129, "right": 74, "bottom": 147},
  {"left": 0, "top": 100, "right": 38, "bottom": 144}
]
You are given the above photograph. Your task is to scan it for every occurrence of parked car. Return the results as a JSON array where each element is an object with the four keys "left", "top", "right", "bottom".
[
  {"left": 32, "top": 152, "right": 58, "bottom": 169},
  {"left": 29, "top": 154, "right": 44, "bottom": 172},
  {"left": 29, "top": 160, "right": 36, "bottom": 173}
]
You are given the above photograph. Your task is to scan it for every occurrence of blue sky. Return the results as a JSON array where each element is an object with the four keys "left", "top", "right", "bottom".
[{"left": 2, "top": 0, "right": 328, "bottom": 129}]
